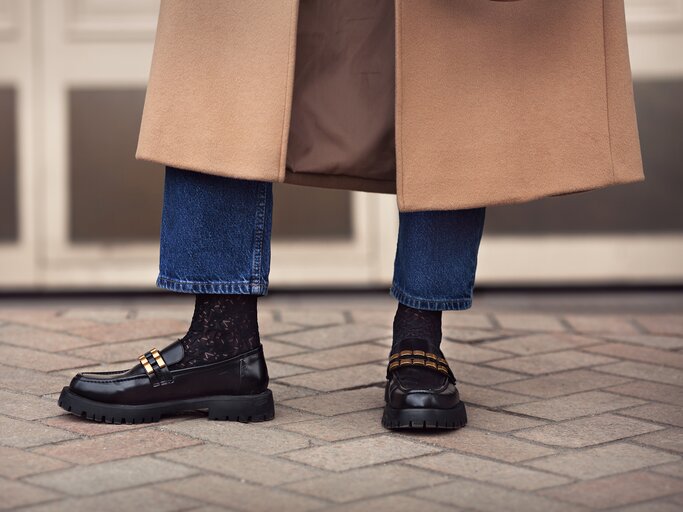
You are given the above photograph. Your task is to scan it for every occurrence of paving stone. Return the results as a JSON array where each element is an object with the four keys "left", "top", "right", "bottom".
[
  {"left": 17, "top": 487, "right": 198, "bottom": 512},
  {"left": 326, "top": 495, "right": 455, "bottom": 512},
  {"left": 610, "top": 503, "right": 683, "bottom": 512},
  {"left": 0, "top": 390, "right": 65, "bottom": 420},
  {"left": 564, "top": 314, "right": 640, "bottom": 334},
  {"left": 652, "top": 462, "right": 683, "bottom": 479},
  {"left": 0, "top": 364, "right": 67, "bottom": 395},
  {"left": 348, "top": 309, "right": 394, "bottom": 328},
  {"left": 259, "top": 320, "right": 308, "bottom": 337},
  {"left": 539, "top": 471, "right": 683, "bottom": 509},
  {"left": 3, "top": 296, "right": 683, "bottom": 512},
  {"left": 494, "top": 314, "right": 567, "bottom": 333},
  {"left": 272, "top": 324, "right": 391, "bottom": 349},
  {"left": 158, "top": 444, "right": 321, "bottom": 485},
  {"left": 61, "top": 307, "right": 132, "bottom": 323},
  {"left": 637, "top": 315, "right": 683, "bottom": 336},
  {"left": 442, "top": 312, "right": 495, "bottom": 330},
  {"left": 584, "top": 342, "right": 683, "bottom": 369},
  {"left": 279, "top": 309, "right": 347, "bottom": 326},
  {"left": 157, "top": 474, "right": 324, "bottom": 512},
  {"left": 261, "top": 338, "right": 307, "bottom": 358},
  {"left": 606, "top": 380, "right": 683, "bottom": 407},
  {"left": 412, "top": 477, "right": 586, "bottom": 512},
  {"left": 278, "top": 409, "right": 385, "bottom": 441},
  {"left": 466, "top": 406, "right": 547, "bottom": 432},
  {"left": 600, "top": 333, "right": 683, "bottom": 350},
  {"left": 0, "top": 477, "right": 61, "bottom": 510},
  {"left": 268, "top": 382, "right": 318, "bottom": 402},
  {"left": 504, "top": 391, "right": 645, "bottom": 421},
  {"left": 495, "top": 369, "right": 632, "bottom": 398},
  {"left": 67, "top": 335, "right": 176, "bottom": 363},
  {"left": 620, "top": 403, "right": 683, "bottom": 428},
  {"left": 282, "top": 386, "right": 384, "bottom": 416},
  {"left": 66, "top": 318, "right": 187, "bottom": 343},
  {"left": 414, "top": 427, "right": 556, "bottom": 462},
  {"left": 596, "top": 361, "right": 683, "bottom": 386},
  {"left": 0, "top": 446, "right": 70, "bottom": 479},
  {"left": 407, "top": 452, "right": 570, "bottom": 490},
  {"left": 0, "top": 325, "right": 98, "bottom": 352},
  {"left": 0, "top": 415, "right": 77, "bottom": 447},
  {"left": 440, "top": 341, "right": 509, "bottom": 363},
  {"left": 160, "top": 418, "right": 317, "bottom": 454},
  {"left": 525, "top": 443, "right": 680, "bottom": 479},
  {"left": 484, "top": 333, "right": 600, "bottom": 355},
  {"left": 275, "top": 343, "right": 388, "bottom": 370},
  {"left": 0, "top": 344, "right": 93, "bottom": 372},
  {"left": 283, "top": 435, "right": 440, "bottom": 471},
  {"left": 450, "top": 362, "right": 524, "bottom": 386},
  {"left": 0, "top": 309, "right": 98, "bottom": 331},
  {"left": 33, "top": 428, "right": 201, "bottom": 464},
  {"left": 635, "top": 428, "right": 683, "bottom": 453},
  {"left": 132, "top": 306, "right": 192, "bottom": 321},
  {"left": 255, "top": 405, "right": 320, "bottom": 427},
  {"left": 514, "top": 413, "right": 664, "bottom": 448},
  {"left": 489, "top": 350, "right": 618, "bottom": 375},
  {"left": 278, "top": 363, "right": 385, "bottom": 391},
  {"left": 459, "top": 383, "right": 533, "bottom": 407},
  {"left": 257, "top": 360, "right": 311, "bottom": 379},
  {"left": 25, "top": 456, "right": 198, "bottom": 496},
  {"left": 443, "top": 328, "right": 506, "bottom": 343},
  {"left": 282, "top": 463, "right": 449, "bottom": 503}
]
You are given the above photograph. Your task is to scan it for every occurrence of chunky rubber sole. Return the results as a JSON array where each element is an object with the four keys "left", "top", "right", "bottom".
[
  {"left": 58, "top": 387, "right": 275, "bottom": 424},
  {"left": 382, "top": 401, "right": 467, "bottom": 430}
]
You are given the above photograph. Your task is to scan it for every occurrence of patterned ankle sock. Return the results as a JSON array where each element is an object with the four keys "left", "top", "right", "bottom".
[
  {"left": 392, "top": 302, "right": 442, "bottom": 348},
  {"left": 174, "top": 294, "right": 261, "bottom": 369}
]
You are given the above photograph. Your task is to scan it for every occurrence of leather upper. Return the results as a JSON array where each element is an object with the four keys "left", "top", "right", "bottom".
[
  {"left": 69, "top": 341, "right": 269, "bottom": 405},
  {"left": 385, "top": 339, "right": 461, "bottom": 410}
]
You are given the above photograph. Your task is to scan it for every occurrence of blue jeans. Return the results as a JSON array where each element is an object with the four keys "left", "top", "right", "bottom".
[{"left": 158, "top": 167, "right": 485, "bottom": 311}]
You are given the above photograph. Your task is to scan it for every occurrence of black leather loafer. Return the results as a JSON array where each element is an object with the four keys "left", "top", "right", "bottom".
[
  {"left": 58, "top": 341, "right": 274, "bottom": 424},
  {"left": 382, "top": 338, "right": 467, "bottom": 429}
]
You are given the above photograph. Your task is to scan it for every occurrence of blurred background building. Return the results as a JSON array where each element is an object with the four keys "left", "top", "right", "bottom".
[{"left": 0, "top": 0, "right": 682, "bottom": 291}]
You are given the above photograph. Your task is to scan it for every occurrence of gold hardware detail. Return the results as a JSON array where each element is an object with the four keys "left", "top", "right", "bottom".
[
  {"left": 139, "top": 355, "right": 154, "bottom": 376},
  {"left": 150, "top": 348, "right": 166, "bottom": 369}
]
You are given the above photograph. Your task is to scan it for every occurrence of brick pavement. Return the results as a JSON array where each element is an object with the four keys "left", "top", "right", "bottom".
[{"left": 0, "top": 292, "right": 682, "bottom": 511}]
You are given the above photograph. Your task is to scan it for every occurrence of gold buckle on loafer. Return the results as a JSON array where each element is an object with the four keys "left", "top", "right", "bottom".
[
  {"left": 387, "top": 349, "right": 455, "bottom": 382},
  {"left": 138, "top": 348, "right": 172, "bottom": 387}
]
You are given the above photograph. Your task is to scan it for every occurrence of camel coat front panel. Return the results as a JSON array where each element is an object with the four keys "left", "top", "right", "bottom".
[{"left": 136, "top": 0, "right": 644, "bottom": 211}]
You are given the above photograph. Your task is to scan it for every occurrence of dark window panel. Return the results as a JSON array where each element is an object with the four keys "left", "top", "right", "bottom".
[
  {"left": 69, "top": 89, "right": 164, "bottom": 243},
  {"left": 0, "top": 87, "right": 18, "bottom": 242}
]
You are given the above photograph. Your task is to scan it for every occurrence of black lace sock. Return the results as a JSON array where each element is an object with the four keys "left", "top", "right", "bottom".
[
  {"left": 174, "top": 294, "right": 261, "bottom": 369},
  {"left": 392, "top": 303, "right": 442, "bottom": 349},
  {"left": 392, "top": 303, "right": 444, "bottom": 387}
]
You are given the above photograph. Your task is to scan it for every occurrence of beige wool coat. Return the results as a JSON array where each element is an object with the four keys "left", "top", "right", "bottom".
[{"left": 136, "top": 0, "right": 644, "bottom": 211}]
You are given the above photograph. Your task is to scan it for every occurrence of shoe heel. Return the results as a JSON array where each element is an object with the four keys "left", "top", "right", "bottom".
[{"left": 207, "top": 390, "right": 275, "bottom": 422}]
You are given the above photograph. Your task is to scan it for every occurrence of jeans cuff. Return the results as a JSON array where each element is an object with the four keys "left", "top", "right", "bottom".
[
  {"left": 156, "top": 275, "right": 268, "bottom": 295},
  {"left": 390, "top": 283, "right": 472, "bottom": 311}
]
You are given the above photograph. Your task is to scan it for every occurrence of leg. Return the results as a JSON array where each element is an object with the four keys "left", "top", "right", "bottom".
[
  {"left": 59, "top": 167, "right": 275, "bottom": 423},
  {"left": 383, "top": 207, "right": 486, "bottom": 429}
]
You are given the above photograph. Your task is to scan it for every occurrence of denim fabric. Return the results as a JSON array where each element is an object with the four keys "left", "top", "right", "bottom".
[
  {"left": 390, "top": 209, "right": 485, "bottom": 311},
  {"left": 158, "top": 167, "right": 272, "bottom": 295},
  {"left": 158, "top": 167, "right": 485, "bottom": 310}
]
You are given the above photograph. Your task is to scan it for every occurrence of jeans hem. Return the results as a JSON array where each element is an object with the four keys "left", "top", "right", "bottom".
[
  {"left": 390, "top": 283, "right": 472, "bottom": 311},
  {"left": 156, "top": 275, "right": 268, "bottom": 295}
]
